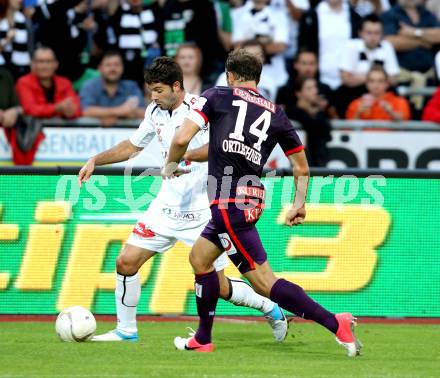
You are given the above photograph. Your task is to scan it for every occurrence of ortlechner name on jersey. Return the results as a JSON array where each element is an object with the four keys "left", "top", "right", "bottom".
[{"left": 222, "top": 139, "right": 262, "bottom": 165}]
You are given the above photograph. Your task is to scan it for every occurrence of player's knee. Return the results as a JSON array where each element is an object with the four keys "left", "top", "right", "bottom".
[
  {"left": 189, "top": 250, "right": 210, "bottom": 273},
  {"left": 116, "top": 255, "right": 137, "bottom": 276},
  {"left": 188, "top": 251, "right": 199, "bottom": 270}
]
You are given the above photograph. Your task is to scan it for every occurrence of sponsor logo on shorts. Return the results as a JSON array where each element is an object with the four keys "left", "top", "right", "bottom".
[
  {"left": 132, "top": 222, "right": 156, "bottom": 238},
  {"left": 218, "top": 233, "right": 237, "bottom": 256},
  {"left": 162, "top": 208, "right": 202, "bottom": 221}
]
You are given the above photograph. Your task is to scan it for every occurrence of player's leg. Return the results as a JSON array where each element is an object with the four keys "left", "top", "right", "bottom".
[
  {"left": 243, "top": 262, "right": 361, "bottom": 357},
  {"left": 92, "top": 243, "right": 157, "bottom": 342},
  {"left": 174, "top": 235, "right": 223, "bottom": 352},
  {"left": 180, "top": 219, "right": 287, "bottom": 341},
  {"left": 217, "top": 205, "right": 361, "bottom": 357},
  {"left": 93, "top": 212, "right": 177, "bottom": 342},
  {"left": 115, "top": 244, "right": 155, "bottom": 336},
  {"left": 214, "top": 260, "right": 287, "bottom": 342}
]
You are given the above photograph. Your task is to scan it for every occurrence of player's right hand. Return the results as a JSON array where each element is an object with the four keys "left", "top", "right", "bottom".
[
  {"left": 160, "top": 162, "right": 189, "bottom": 179},
  {"left": 285, "top": 206, "right": 306, "bottom": 227},
  {"left": 78, "top": 159, "right": 95, "bottom": 187}
]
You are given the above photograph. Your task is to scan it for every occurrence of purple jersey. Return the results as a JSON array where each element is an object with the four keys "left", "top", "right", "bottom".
[{"left": 188, "top": 86, "right": 304, "bottom": 201}]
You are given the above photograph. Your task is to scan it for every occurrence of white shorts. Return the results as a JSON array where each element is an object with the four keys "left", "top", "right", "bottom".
[{"left": 126, "top": 200, "right": 228, "bottom": 271}]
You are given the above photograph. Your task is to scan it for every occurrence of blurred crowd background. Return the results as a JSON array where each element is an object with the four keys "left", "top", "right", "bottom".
[{"left": 1, "top": 0, "right": 440, "bottom": 166}]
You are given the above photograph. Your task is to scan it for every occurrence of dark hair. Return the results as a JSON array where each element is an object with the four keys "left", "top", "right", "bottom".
[
  {"left": 293, "top": 76, "right": 315, "bottom": 93},
  {"left": 360, "top": 14, "right": 382, "bottom": 30},
  {"left": 32, "top": 46, "right": 57, "bottom": 61},
  {"left": 225, "top": 49, "right": 262, "bottom": 83},
  {"left": 367, "top": 64, "right": 388, "bottom": 80},
  {"left": 144, "top": 56, "right": 184, "bottom": 88},
  {"left": 100, "top": 50, "right": 123, "bottom": 63},
  {"left": 0, "top": 0, "right": 8, "bottom": 19},
  {"left": 293, "top": 48, "right": 317, "bottom": 63}
]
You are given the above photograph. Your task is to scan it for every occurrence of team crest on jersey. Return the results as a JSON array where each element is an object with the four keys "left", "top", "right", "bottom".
[
  {"left": 155, "top": 125, "right": 163, "bottom": 142},
  {"left": 218, "top": 233, "right": 237, "bottom": 255}
]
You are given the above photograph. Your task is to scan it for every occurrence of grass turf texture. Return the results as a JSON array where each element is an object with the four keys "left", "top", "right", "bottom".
[{"left": 1, "top": 321, "right": 439, "bottom": 378}]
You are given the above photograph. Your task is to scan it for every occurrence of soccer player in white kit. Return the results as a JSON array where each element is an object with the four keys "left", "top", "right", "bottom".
[{"left": 78, "top": 57, "right": 287, "bottom": 342}]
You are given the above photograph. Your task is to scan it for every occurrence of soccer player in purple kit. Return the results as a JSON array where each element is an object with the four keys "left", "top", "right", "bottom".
[{"left": 162, "top": 50, "right": 362, "bottom": 357}]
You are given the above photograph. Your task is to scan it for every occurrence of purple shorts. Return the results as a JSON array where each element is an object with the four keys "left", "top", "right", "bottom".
[{"left": 200, "top": 202, "right": 267, "bottom": 274}]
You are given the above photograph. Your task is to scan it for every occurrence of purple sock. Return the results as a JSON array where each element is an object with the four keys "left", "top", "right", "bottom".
[
  {"left": 194, "top": 270, "right": 220, "bottom": 344},
  {"left": 270, "top": 279, "right": 338, "bottom": 334}
]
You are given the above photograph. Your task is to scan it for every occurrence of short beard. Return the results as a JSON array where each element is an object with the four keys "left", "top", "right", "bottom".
[{"left": 103, "top": 77, "right": 119, "bottom": 85}]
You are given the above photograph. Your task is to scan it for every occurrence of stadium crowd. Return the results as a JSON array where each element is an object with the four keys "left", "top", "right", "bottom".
[{"left": 0, "top": 0, "right": 440, "bottom": 165}]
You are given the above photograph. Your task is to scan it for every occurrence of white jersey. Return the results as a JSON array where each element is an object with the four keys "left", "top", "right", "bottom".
[{"left": 130, "top": 93, "right": 209, "bottom": 211}]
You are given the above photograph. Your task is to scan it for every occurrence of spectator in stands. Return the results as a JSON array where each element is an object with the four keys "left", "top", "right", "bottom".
[
  {"left": 338, "top": 14, "right": 400, "bottom": 116},
  {"left": 32, "top": 0, "right": 87, "bottom": 81},
  {"left": 66, "top": 0, "right": 111, "bottom": 91},
  {"left": 232, "top": 0, "right": 289, "bottom": 88},
  {"left": 16, "top": 47, "right": 81, "bottom": 119},
  {"left": 270, "top": 0, "right": 310, "bottom": 70},
  {"left": 298, "top": 0, "right": 362, "bottom": 91},
  {"left": 175, "top": 43, "right": 206, "bottom": 96},
  {"left": 108, "top": 0, "right": 161, "bottom": 88},
  {"left": 215, "top": 40, "right": 278, "bottom": 101},
  {"left": 285, "top": 76, "right": 332, "bottom": 167},
  {"left": 213, "top": 0, "right": 233, "bottom": 52},
  {"left": 350, "top": 0, "right": 390, "bottom": 17},
  {"left": 276, "top": 49, "right": 336, "bottom": 117},
  {"left": 382, "top": 0, "right": 440, "bottom": 109},
  {"left": 0, "top": 0, "right": 31, "bottom": 79},
  {"left": 161, "top": 0, "right": 224, "bottom": 81},
  {"left": 80, "top": 51, "right": 145, "bottom": 127},
  {"left": 422, "top": 86, "right": 440, "bottom": 123},
  {"left": 32, "top": 0, "right": 111, "bottom": 87},
  {"left": 346, "top": 66, "right": 411, "bottom": 121},
  {"left": 1, "top": 66, "right": 44, "bottom": 165}
]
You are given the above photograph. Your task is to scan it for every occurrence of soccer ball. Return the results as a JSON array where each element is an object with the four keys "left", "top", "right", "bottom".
[{"left": 55, "top": 306, "right": 96, "bottom": 342}]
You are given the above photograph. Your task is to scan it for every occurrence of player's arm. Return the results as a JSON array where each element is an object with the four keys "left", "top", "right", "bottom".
[
  {"left": 285, "top": 149, "right": 310, "bottom": 227},
  {"left": 78, "top": 140, "right": 142, "bottom": 187},
  {"left": 183, "top": 143, "right": 209, "bottom": 162},
  {"left": 162, "top": 118, "right": 200, "bottom": 177}
]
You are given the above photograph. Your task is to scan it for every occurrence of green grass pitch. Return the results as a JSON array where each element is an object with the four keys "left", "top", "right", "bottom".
[{"left": 1, "top": 321, "right": 439, "bottom": 377}]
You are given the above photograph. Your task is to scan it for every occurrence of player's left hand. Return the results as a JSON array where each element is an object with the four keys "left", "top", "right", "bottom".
[{"left": 285, "top": 206, "right": 306, "bottom": 227}]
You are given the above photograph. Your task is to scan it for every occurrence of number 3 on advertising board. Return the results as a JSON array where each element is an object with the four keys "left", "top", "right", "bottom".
[{"left": 277, "top": 204, "right": 391, "bottom": 291}]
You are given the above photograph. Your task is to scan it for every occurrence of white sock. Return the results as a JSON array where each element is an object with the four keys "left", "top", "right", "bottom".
[
  {"left": 227, "top": 278, "right": 274, "bottom": 314},
  {"left": 115, "top": 273, "right": 140, "bottom": 334}
]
